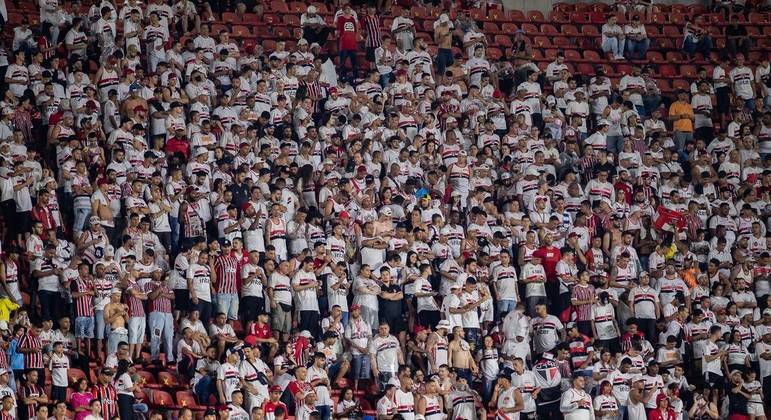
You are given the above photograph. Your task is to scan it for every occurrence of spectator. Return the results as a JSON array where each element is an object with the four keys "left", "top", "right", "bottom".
[
  {"left": 301, "top": 6, "right": 330, "bottom": 47},
  {"left": 601, "top": 15, "right": 626, "bottom": 60},
  {"left": 725, "top": 14, "right": 751, "bottom": 59},
  {"left": 668, "top": 90, "right": 695, "bottom": 152},
  {"left": 682, "top": 17, "right": 712, "bottom": 59},
  {"left": 624, "top": 16, "right": 649, "bottom": 60}
]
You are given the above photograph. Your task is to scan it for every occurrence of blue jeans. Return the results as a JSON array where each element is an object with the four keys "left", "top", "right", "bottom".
[
  {"left": 340, "top": 311, "right": 349, "bottom": 329},
  {"left": 195, "top": 375, "right": 217, "bottom": 406},
  {"left": 483, "top": 378, "right": 496, "bottom": 404},
  {"left": 316, "top": 405, "right": 331, "bottom": 420},
  {"left": 602, "top": 37, "right": 624, "bottom": 56},
  {"left": 169, "top": 216, "right": 180, "bottom": 256},
  {"left": 338, "top": 49, "right": 358, "bottom": 81},
  {"left": 683, "top": 35, "right": 712, "bottom": 56},
  {"left": 73, "top": 206, "right": 90, "bottom": 234},
  {"left": 149, "top": 312, "right": 175, "bottom": 362},
  {"left": 625, "top": 38, "right": 649, "bottom": 59},
  {"left": 217, "top": 293, "right": 239, "bottom": 320}
]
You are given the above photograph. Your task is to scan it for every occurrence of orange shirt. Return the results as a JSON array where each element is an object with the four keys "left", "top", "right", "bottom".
[{"left": 669, "top": 101, "right": 694, "bottom": 133}]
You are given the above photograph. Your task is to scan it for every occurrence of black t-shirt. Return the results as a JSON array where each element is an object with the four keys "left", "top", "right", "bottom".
[
  {"left": 378, "top": 283, "right": 403, "bottom": 318},
  {"left": 728, "top": 388, "right": 749, "bottom": 415}
]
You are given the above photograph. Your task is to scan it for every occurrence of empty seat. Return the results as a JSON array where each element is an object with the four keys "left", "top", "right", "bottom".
[
  {"left": 494, "top": 35, "right": 513, "bottom": 48},
  {"left": 501, "top": 23, "right": 518, "bottom": 33},
  {"left": 232, "top": 25, "right": 251, "bottom": 38},
  {"left": 680, "top": 65, "right": 698, "bottom": 78},
  {"left": 562, "top": 24, "right": 579, "bottom": 36},
  {"left": 571, "top": 12, "right": 590, "bottom": 24},
  {"left": 508, "top": 10, "right": 526, "bottom": 22},
  {"left": 659, "top": 65, "right": 677, "bottom": 78},
  {"left": 646, "top": 51, "right": 665, "bottom": 63},
  {"left": 528, "top": 10, "right": 546, "bottom": 22},
  {"left": 483, "top": 22, "right": 501, "bottom": 33},
  {"left": 150, "top": 390, "right": 177, "bottom": 409},
  {"left": 583, "top": 50, "right": 602, "bottom": 61},
  {"left": 521, "top": 23, "right": 538, "bottom": 34},
  {"left": 564, "top": 49, "right": 582, "bottom": 61},
  {"left": 672, "top": 79, "right": 690, "bottom": 91},
  {"left": 665, "top": 51, "right": 686, "bottom": 63},
  {"left": 533, "top": 36, "right": 552, "bottom": 47},
  {"left": 540, "top": 24, "right": 558, "bottom": 34},
  {"left": 553, "top": 37, "right": 572, "bottom": 48}
]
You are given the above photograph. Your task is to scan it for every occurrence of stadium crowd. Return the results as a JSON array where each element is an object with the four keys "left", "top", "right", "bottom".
[{"left": 0, "top": 0, "right": 770, "bottom": 420}]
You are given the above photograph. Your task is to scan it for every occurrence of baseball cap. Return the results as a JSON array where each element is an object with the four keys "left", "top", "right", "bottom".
[{"left": 437, "top": 320, "right": 450, "bottom": 330}]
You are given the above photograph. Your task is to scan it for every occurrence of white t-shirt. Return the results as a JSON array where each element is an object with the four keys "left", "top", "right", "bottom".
[
  {"left": 217, "top": 362, "right": 241, "bottom": 403},
  {"left": 702, "top": 340, "right": 723, "bottom": 375},
  {"left": 292, "top": 269, "right": 320, "bottom": 312},
  {"left": 530, "top": 315, "right": 563, "bottom": 353}
]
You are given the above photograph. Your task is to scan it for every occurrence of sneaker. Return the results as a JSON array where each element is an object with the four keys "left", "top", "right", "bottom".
[{"left": 614, "top": 54, "right": 626, "bottom": 60}]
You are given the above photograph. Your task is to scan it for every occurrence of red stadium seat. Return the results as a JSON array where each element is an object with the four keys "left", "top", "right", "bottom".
[
  {"left": 564, "top": 49, "right": 582, "bottom": 61},
  {"left": 67, "top": 369, "right": 86, "bottom": 385},
  {"left": 645, "top": 25, "right": 660, "bottom": 38},
  {"left": 521, "top": 23, "right": 538, "bottom": 34},
  {"left": 577, "top": 63, "right": 596, "bottom": 76},
  {"left": 589, "top": 11, "right": 606, "bottom": 24},
  {"left": 469, "top": 8, "right": 485, "bottom": 21},
  {"left": 487, "top": 48, "right": 503, "bottom": 60},
  {"left": 136, "top": 370, "right": 160, "bottom": 389},
  {"left": 562, "top": 24, "right": 579, "bottom": 36},
  {"left": 748, "top": 12, "right": 767, "bottom": 24},
  {"left": 501, "top": 23, "right": 518, "bottom": 33},
  {"left": 581, "top": 25, "right": 599, "bottom": 36},
  {"left": 288, "top": 2, "right": 307, "bottom": 13},
  {"left": 646, "top": 51, "right": 665, "bottom": 63},
  {"left": 508, "top": 10, "right": 526, "bottom": 22},
  {"left": 616, "top": 64, "right": 632, "bottom": 76},
  {"left": 571, "top": 12, "right": 590, "bottom": 24},
  {"left": 533, "top": 36, "right": 552, "bottom": 48},
  {"left": 659, "top": 65, "right": 677, "bottom": 78},
  {"left": 150, "top": 390, "right": 178, "bottom": 409},
  {"left": 483, "top": 22, "right": 501, "bottom": 34},
  {"left": 528, "top": 11, "right": 546, "bottom": 23},
  {"left": 672, "top": 79, "right": 690, "bottom": 92},
  {"left": 158, "top": 371, "right": 182, "bottom": 389},
  {"left": 232, "top": 25, "right": 251, "bottom": 38},
  {"left": 540, "top": 24, "right": 558, "bottom": 35},
  {"left": 665, "top": 51, "right": 686, "bottom": 63},
  {"left": 222, "top": 12, "right": 239, "bottom": 22},
  {"left": 553, "top": 37, "right": 572, "bottom": 48},
  {"left": 544, "top": 49, "right": 560, "bottom": 60},
  {"left": 270, "top": 0, "right": 288, "bottom": 13},
  {"left": 575, "top": 2, "right": 592, "bottom": 12},
  {"left": 662, "top": 25, "right": 680, "bottom": 37},
  {"left": 582, "top": 50, "right": 602, "bottom": 62},
  {"left": 669, "top": 13, "right": 686, "bottom": 25},
  {"left": 549, "top": 11, "right": 570, "bottom": 24},
  {"left": 680, "top": 65, "right": 698, "bottom": 79},
  {"left": 176, "top": 391, "right": 205, "bottom": 411},
  {"left": 488, "top": 8, "right": 505, "bottom": 21},
  {"left": 651, "top": 12, "right": 667, "bottom": 24},
  {"left": 494, "top": 35, "right": 513, "bottom": 48}
]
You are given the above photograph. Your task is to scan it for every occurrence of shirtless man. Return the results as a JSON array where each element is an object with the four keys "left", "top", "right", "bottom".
[
  {"left": 448, "top": 326, "right": 478, "bottom": 385},
  {"left": 104, "top": 290, "right": 129, "bottom": 354}
]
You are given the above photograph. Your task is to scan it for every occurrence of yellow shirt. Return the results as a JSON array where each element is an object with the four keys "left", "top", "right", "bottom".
[{"left": 669, "top": 101, "right": 694, "bottom": 133}]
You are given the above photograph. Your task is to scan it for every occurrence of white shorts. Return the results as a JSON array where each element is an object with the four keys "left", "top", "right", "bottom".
[
  {"left": 128, "top": 316, "right": 146, "bottom": 345},
  {"left": 749, "top": 402, "right": 766, "bottom": 417}
]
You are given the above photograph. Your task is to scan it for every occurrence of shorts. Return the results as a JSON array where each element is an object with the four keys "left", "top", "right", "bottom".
[
  {"left": 95, "top": 310, "right": 110, "bottom": 339},
  {"left": 174, "top": 289, "right": 190, "bottom": 311},
  {"left": 75, "top": 316, "right": 95, "bottom": 339},
  {"left": 749, "top": 402, "right": 766, "bottom": 417},
  {"left": 271, "top": 303, "right": 292, "bottom": 333},
  {"left": 380, "top": 312, "right": 405, "bottom": 334},
  {"left": 704, "top": 372, "right": 725, "bottom": 389},
  {"left": 128, "top": 317, "right": 146, "bottom": 345},
  {"left": 351, "top": 354, "right": 371, "bottom": 380}
]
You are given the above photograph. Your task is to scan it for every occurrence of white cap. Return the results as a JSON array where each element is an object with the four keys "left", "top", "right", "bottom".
[
  {"left": 195, "top": 147, "right": 208, "bottom": 156},
  {"left": 446, "top": 116, "right": 457, "bottom": 124},
  {"left": 436, "top": 320, "right": 450, "bottom": 329},
  {"left": 380, "top": 207, "right": 393, "bottom": 216},
  {"left": 0, "top": 321, "right": 8, "bottom": 331},
  {"left": 297, "top": 38, "right": 309, "bottom": 46},
  {"left": 105, "top": 245, "right": 115, "bottom": 256},
  {"left": 300, "top": 330, "right": 313, "bottom": 339},
  {"left": 306, "top": 5, "right": 316, "bottom": 13}
]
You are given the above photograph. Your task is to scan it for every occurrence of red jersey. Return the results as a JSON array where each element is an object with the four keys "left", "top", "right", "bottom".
[
  {"left": 336, "top": 15, "right": 359, "bottom": 51},
  {"left": 535, "top": 246, "right": 562, "bottom": 282},
  {"left": 263, "top": 400, "right": 288, "bottom": 420},
  {"left": 245, "top": 322, "right": 272, "bottom": 347}
]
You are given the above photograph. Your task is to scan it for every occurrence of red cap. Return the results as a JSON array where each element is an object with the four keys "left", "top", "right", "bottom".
[
  {"left": 357, "top": 165, "right": 367, "bottom": 172},
  {"left": 396, "top": 69, "right": 407, "bottom": 77},
  {"left": 350, "top": 304, "right": 361, "bottom": 310},
  {"left": 493, "top": 90, "right": 502, "bottom": 99},
  {"left": 96, "top": 178, "right": 108, "bottom": 187},
  {"left": 329, "top": 87, "right": 337, "bottom": 94},
  {"left": 134, "top": 105, "right": 147, "bottom": 112},
  {"left": 339, "top": 211, "right": 350, "bottom": 219},
  {"left": 270, "top": 385, "right": 282, "bottom": 393}
]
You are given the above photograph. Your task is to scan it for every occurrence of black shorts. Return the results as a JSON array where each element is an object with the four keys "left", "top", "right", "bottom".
[
  {"left": 381, "top": 312, "right": 406, "bottom": 334},
  {"left": 174, "top": 289, "right": 190, "bottom": 311},
  {"left": 704, "top": 372, "right": 725, "bottom": 389}
]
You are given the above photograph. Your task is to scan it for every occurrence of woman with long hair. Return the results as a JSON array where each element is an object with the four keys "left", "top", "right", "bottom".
[
  {"left": 726, "top": 330, "right": 751, "bottom": 374},
  {"left": 114, "top": 360, "right": 140, "bottom": 420}
]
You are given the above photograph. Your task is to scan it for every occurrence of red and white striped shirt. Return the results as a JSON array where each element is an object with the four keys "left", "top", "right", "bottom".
[
  {"left": 18, "top": 333, "right": 43, "bottom": 369},
  {"left": 92, "top": 383, "right": 118, "bottom": 419},
  {"left": 71, "top": 278, "right": 95, "bottom": 317},
  {"left": 215, "top": 255, "right": 240, "bottom": 294},
  {"left": 146, "top": 280, "right": 173, "bottom": 314},
  {"left": 126, "top": 280, "right": 146, "bottom": 317}
]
